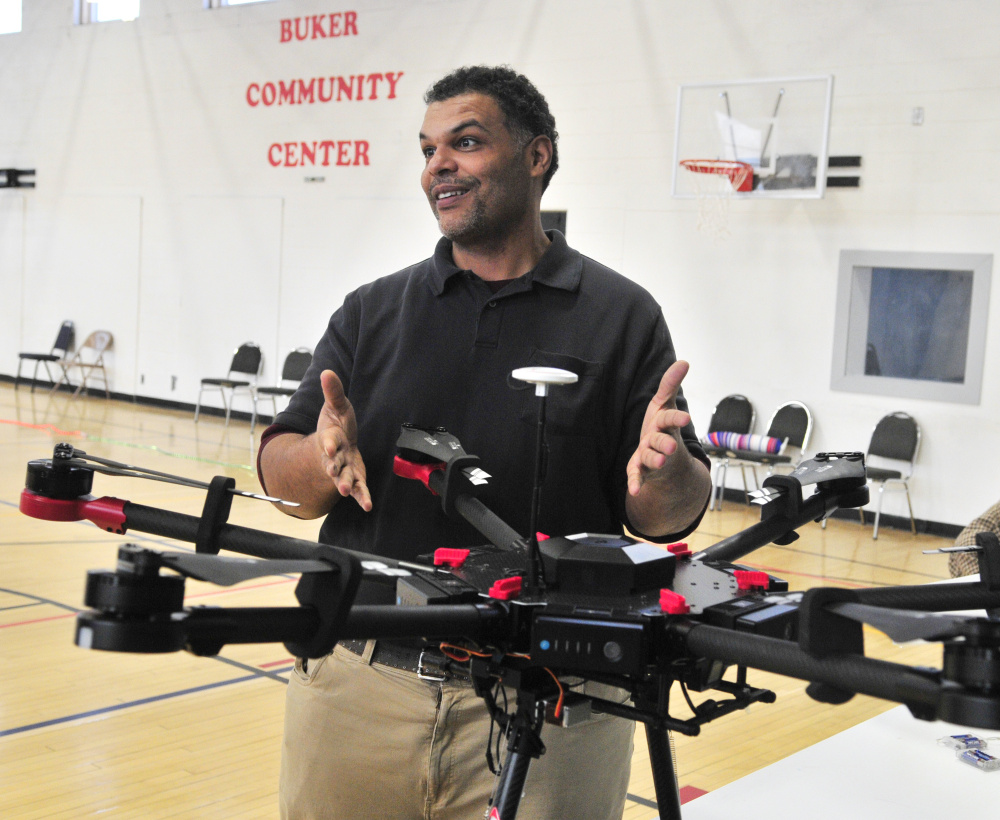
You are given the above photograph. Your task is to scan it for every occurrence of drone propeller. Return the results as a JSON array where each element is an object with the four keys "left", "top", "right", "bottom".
[
  {"left": 923, "top": 545, "right": 980, "bottom": 556},
  {"left": 829, "top": 601, "right": 983, "bottom": 643},
  {"left": 156, "top": 552, "right": 334, "bottom": 586},
  {"left": 54, "top": 444, "right": 299, "bottom": 506}
]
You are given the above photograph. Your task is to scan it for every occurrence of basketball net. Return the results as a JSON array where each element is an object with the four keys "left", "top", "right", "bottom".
[{"left": 680, "top": 159, "right": 753, "bottom": 240}]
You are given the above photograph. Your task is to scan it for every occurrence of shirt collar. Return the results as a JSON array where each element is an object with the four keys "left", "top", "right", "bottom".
[{"left": 428, "top": 230, "right": 582, "bottom": 296}]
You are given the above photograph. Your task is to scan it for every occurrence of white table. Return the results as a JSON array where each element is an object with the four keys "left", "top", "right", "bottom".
[
  {"left": 683, "top": 575, "right": 995, "bottom": 820},
  {"left": 680, "top": 705, "right": 998, "bottom": 818}
]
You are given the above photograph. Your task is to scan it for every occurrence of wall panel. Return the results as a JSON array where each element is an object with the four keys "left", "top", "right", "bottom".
[
  {"left": 1, "top": 0, "right": 998, "bottom": 526},
  {"left": 0, "top": 196, "right": 25, "bottom": 376}
]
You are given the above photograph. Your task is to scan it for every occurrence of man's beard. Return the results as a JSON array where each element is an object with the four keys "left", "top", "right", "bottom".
[
  {"left": 438, "top": 194, "right": 492, "bottom": 245},
  {"left": 435, "top": 167, "right": 531, "bottom": 247}
]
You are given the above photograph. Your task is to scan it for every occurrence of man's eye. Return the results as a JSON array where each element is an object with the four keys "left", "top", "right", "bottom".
[
  {"left": 421, "top": 146, "right": 434, "bottom": 159},
  {"left": 458, "top": 137, "right": 478, "bottom": 148}
]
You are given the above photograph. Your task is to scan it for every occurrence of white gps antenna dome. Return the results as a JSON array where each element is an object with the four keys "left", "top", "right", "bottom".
[
  {"left": 511, "top": 366, "right": 578, "bottom": 396},
  {"left": 510, "top": 365, "right": 579, "bottom": 593}
]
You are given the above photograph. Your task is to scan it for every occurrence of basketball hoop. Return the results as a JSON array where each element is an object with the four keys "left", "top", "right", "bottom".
[{"left": 679, "top": 159, "right": 754, "bottom": 239}]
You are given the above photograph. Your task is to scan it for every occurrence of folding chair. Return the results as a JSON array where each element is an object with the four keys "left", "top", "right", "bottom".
[
  {"left": 701, "top": 394, "right": 755, "bottom": 510},
  {"left": 16, "top": 320, "right": 75, "bottom": 392},
  {"left": 52, "top": 330, "right": 113, "bottom": 398},
  {"left": 194, "top": 342, "right": 263, "bottom": 427},
  {"left": 725, "top": 401, "right": 814, "bottom": 490},
  {"left": 251, "top": 347, "right": 312, "bottom": 433},
  {"left": 861, "top": 411, "right": 921, "bottom": 539}
]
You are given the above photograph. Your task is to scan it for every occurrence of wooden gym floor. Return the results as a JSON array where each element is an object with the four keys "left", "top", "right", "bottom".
[{"left": 0, "top": 383, "right": 953, "bottom": 818}]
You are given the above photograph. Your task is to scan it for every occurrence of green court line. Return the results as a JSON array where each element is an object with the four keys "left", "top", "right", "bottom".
[{"left": 1, "top": 417, "right": 254, "bottom": 473}]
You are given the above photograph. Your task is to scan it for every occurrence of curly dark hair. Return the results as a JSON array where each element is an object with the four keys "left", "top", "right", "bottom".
[{"left": 424, "top": 65, "right": 559, "bottom": 191}]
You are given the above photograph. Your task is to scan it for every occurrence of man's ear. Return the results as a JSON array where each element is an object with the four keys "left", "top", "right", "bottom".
[{"left": 527, "top": 135, "right": 553, "bottom": 180}]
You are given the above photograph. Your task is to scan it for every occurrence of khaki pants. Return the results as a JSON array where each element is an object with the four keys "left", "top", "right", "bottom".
[{"left": 280, "top": 643, "right": 634, "bottom": 820}]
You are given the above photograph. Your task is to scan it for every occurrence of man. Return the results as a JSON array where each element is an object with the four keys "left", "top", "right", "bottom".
[
  {"left": 949, "top": 499, "right": 1000, "bottom": 577},
  {"left": 259, "top": 65, "right": 712, "bottom": 819}
]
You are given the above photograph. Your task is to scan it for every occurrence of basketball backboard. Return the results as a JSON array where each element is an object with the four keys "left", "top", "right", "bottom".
[{"left": 673, "top": 75, "right": 834, "bottom": 199}]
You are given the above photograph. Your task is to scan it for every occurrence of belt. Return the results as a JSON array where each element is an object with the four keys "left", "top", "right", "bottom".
[{"left": 339, "top": 639, "right": 472, "bottom": 683}]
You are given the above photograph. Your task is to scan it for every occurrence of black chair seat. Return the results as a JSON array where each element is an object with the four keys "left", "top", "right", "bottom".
[
  {"left": 866, "top": 466, "right": 903, "bottom": 482},
  {"left": 256, "top": 386, "right": 296, "bottom": 397},
  {"left": 20, "top": 352, "right": 60, "bottom": 362},
  {"left": 201, "top": 378, "right": 251, "bottom": 388}
]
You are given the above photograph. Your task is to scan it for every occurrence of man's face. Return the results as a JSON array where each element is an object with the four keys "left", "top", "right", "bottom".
[{"left": 419, "top": 93, "right": 535, "bottom": 246}]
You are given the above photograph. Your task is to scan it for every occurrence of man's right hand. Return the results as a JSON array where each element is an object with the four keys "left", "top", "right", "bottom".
[{"left": 316, "top": 370, "right": 372, "bottom": 511}]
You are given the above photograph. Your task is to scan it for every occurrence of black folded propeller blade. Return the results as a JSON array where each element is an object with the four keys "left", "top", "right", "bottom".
[
  {"left": 157, "top": 552, "right": 334, "bottom": 586},
  {"left": 830, "top": 602, "right": 983, "bottom": 643}
]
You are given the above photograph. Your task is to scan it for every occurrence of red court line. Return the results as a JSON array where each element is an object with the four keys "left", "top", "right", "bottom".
[
  {"left": 681, "top": 785, "right": 708, "bottom": 803},
  {"left": 0, "top": 418, "right": 84, "bottom": 437},
  {"left": 0, "top": 612, "right": 76, "bottom": 629},
  {"left": 260, "top": 658, "right": 295, "bottom": 669},
  {"left": 183, "top": 577, "right": 297, "bottom": 599}
]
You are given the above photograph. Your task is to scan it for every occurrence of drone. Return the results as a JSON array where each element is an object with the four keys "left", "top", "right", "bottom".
[{"left": 18, "top": 368, "right": 1000, "bottom": 820}]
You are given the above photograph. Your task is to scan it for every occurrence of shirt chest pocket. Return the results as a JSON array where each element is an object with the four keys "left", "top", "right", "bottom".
[{"left": 509, "top": 350, "right": 605, "bottom": 437}]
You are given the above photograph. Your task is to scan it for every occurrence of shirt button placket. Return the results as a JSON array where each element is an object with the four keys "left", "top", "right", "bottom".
[{"left": 475, "top": 298, "right": 503, "bottom": 348}]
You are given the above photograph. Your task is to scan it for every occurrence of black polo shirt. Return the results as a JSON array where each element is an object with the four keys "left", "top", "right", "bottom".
[{"left": 266, "top": 230, "right": 706, "bottom": 574}]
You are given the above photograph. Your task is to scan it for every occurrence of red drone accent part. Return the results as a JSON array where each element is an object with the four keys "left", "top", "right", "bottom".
[
  {"left": 659, "top": 589, "right": 690, "bottom": 615},
  {"left": 433, "top": 548, "right": 471, "bottom": 568},
  {"left": 19, "top": 490, "right": 128, "bottom": 535},
  {"left": 667, "top": 542, "right": 692, "bottom": 558},
  {"left": 392, "top": 456, "right": 445, "bottom": 495},
  {"left": 488, "top": 576, "right": 523, "bottom": 601},
  {"left": 734, "top": 570, "right": 771, "bottom": 591}
]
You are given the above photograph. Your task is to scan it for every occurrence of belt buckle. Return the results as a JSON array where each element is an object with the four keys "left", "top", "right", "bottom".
[{"left": 417, "top": 648, "right": 448, "bottom": 682}]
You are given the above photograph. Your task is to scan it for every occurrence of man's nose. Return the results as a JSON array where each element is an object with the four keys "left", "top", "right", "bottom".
[{"left": 426, "top": 147, "right": 458, "bottom": 176}]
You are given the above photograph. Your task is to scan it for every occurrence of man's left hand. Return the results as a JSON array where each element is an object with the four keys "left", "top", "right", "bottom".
[{"left": 627, "top": 360, "right": 693, "bottom": 497}]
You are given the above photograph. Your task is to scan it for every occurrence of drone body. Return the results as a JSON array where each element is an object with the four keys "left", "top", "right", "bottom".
[{"left": 18, "top": 425, "right": 1000, "bottom": 820}]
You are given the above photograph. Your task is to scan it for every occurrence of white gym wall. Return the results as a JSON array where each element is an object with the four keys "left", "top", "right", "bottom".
[{"left": 0, "top": 0, "right": 996, "bottom": 528}]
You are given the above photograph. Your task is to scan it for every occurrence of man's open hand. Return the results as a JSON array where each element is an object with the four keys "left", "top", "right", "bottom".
[{"left": 316, "top": 370, "right": 372, "bottom": 511}]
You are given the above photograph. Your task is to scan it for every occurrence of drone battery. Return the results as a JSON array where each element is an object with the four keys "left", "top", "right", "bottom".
[
  {"left": 735, "top": 603, "right": 798, "bottom": 639},
  {"left": 959, "top": 749, "right": 1000, "bottom": 771},
  {"left": 703, "top": 599, "right": 798, "bottom": 640},
  {"left": 396, "top": 574, "right": 480, "bottom": 606},
  {"left": 532, "top": 615, "right": 645, "bottom": 675}
]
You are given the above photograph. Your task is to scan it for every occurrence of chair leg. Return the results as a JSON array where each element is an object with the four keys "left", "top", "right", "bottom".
[
  {"left": 223, "top": 388, "right": 233, "bottom": 427},
  {"left": 194, "top": 387, "right": 205, "bottom": 422},
  {"left": 98, "top": 366, "right": 110, "bottom": 399},
  {"left": 720, "top": 460, "right": 729, "bottom": 509},
  {"left": 249, "top": 391, "right": 263, "bottom": 435},
  {"left": 267, "top": 395, "right": 279, "bottom": 428},
  {"left": 713, "top": 460, "right": 728, "bottom": 510},
  {"left": 40, "top": 362, "right": 55, "bottom": 391},
  {"left": 904, "top": 482, "right": 916, "bottom": 534},
  {"left": 739, "top": 464, "right": 759, "bottom": 505},
  {"left": 872, "top": 482, "right": 886, "bottom": 540},
  {"left": 249, "top": 393, "right": 277, "bottom": 435},
  {"left": 51, "top": 366, "right": 71, "bottom": 395}
]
